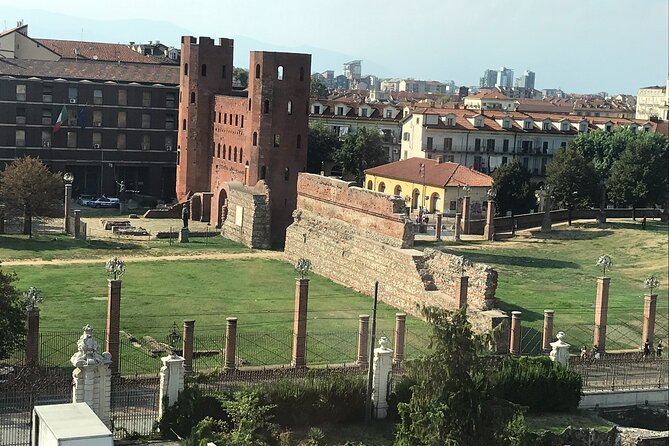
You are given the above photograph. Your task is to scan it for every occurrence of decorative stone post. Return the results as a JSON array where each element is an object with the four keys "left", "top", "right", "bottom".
[
  {"left": 435, "top": 213, "right": 443, "bottom": 240},
  {"left": 105, "top": 279, "right": 121, "bottom": 375},
  {"left": 224, "top": 317, "right": 237, "bottom": 370},
  {"left": 542, "top": 310, "right": 554, "bottom": 354},
  {"left": 26, "top": 307, "right": 40, "bottom": 367},
  {"left": 393, "top": 313, "right": 406, "bottom": 365},
  {"left": 510, "top": 311, "right": 522, "bottom": 355},
  {"left": 593, "top": 277, "right": 610, "bottom": 353},
  {"left": 182, "top": 320, "right": 195, "bottom": 373},
  {"left": 73, "top": 210, "right": 81, "bottom": 238},
  {"left": 454, "top": 213, "right": 462, "bottom": 242},
  {"left": 549, "top": 331, "right": 571, "bottom": 367},
  {"left": 291, "top": 278, "right": 309, "bottom": 368},
  {"left": 642, "top": 276, "right": 660, "bottom": 350},
  {"left": 456, "top": 276, "right": 469, "bottom": 309},
  {"left": 356, "top": 315, "right": 370, "bottom": 368},
  {"left": 461, "top": 195, "right": 471, "bottom": 235},
  {"left": 484, "top": 189, "right": 496, "bottom": 241},
  {"left": 71, "top": 325, "right": 112, "bottom": 426},
  {"left": 159, "top": 353, "right": 185, "bottom": 420},
  {"left": 63, "top": 174, "right": 73, "bottom": 234},
  {"left": 371, "top": 337, "right": 393, "bottom": 419}
]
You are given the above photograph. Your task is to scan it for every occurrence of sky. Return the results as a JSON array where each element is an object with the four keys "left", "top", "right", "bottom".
[{"left": 1, "top": 0, "right": 667, "bottom": 95}]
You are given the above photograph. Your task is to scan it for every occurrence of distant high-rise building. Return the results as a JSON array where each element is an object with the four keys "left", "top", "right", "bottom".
[
  {"left": 496, "top": 67, "right": 514, "bottom": 89},
  {"left": 343, "top": 60, "right": 362, "bottom": 81},
  {"left": 479, "top": 69, "right": 497, "bottom": 88},
  {"left": 514, "top": 70, "right": 535, "bottom": 90}
]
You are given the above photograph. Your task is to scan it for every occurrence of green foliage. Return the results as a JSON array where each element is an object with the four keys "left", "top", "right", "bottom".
[
  {"left": 310, "top": 79, "right": 329, "bottom": 98},
  {"left": 607, "top": 137, "right": 668, "bottom": 208},
  {"left": 394, "top": 306, "right": 525, "bottom": 446},
  {"left": 299, "top": 427, "right": 327, "bottom": 446},
  {"left": 234, "top": 67, "right": 249, "bottom": 89},
  {"left": 488, "top": 356, "right": 582, "bottom": 413},
  {"left": 492, "top": 160, "right": 537, "bottom": 215},
  {"left": 546, "top": 146, "right": 600, "bottom": 210},
  {"left": 308, "top": 123, "right": 341, "bottom": 173},
  {"left": 158, "top": 386, "right": 227, "bottom": 440},
  {"left": 334, "top": 127, "right": 387, "bottom": 184},
  {"left": 0, "top": 266, "right": 24, "bottom": 359}
]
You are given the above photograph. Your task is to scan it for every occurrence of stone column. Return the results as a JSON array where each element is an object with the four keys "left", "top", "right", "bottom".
[
  {"left": 541, "top": 196, "right": 552, "bottom": 233},
  {"left": 356, "top": 315, "right": 370, "bottom": 368},
  {"left": 483, "top": 200, "right": 495, "bottom": 241},
  {"left": 371, "top": 337, "right": 393, "bottom": 419},
  {"left": 64, "top": 183, "right": 72, "bottom": 233},
  {"left": 179, "top": 228, "right": 189, "bottom": 243},
  {"left": 73, "top": 210, "right": 81, "bottom": 238},
  {"left": 642, "top": 294, "right": 658, "bottom": 349},
  {"left": 159, "top": 354, "right": 185, "bottom": 420},
  {"left": 393, "top": 313, "right": 407, "bottom": 365},
  {"left": 105, "top": 279, "right": 121, "bottom": 375},
  {"left": 593, "top": 277, "right": 610, "bottom": 353},
  {"left": 25, "top": 307, "right": 40, "bottom": 367},
  {"left": 454, "top": 213, "right": 462, "bottom": 242},
  {"left": 435, "top": 213, "right": 443, "bottom": 240},
  {"left": 224, "top": 317, "right": 237, "bottom": 370},
  {"left": 549, "top": 331, "right": 571, "bottom": 367},
  {"left": 597, "top": 184, "right": 607, "bottom": 224},
  {"left": 456, "top": 276, "right": 469, "bottom": 309},
  {"left": 182, "top": 320, "right": 195, "bottom": 373},
  {"left": 0, "top": 204, "right": 5, "bottom": 234},
  {"left": 71, "top": 325, "right": 112, "bottom": 426},
  {"left": 291, "top": 278, "right": 309, "bottom": 368},
  {"left": 461, "top": 196, "right": 471, "bottom": 235},
  {"left": 510, "top": 311, "right": 522, "bottom": 355},
  {"left": 492, "top": 313, "right": 510, "bottom": 354},
  {"left": 541, "top": 310, "right": 554, "bottom": 354}
]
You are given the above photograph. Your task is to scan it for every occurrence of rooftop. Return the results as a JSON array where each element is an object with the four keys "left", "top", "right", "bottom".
[
  {"left": 366, "top": 157, "right": 493, "bottom": 188},
  {"left": 36, "top": 39, "right": 175, "bottom": 64}
]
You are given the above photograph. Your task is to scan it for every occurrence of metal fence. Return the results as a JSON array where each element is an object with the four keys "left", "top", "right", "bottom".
[{"left": 570, "top": 356, "right": 668, "bottom": 391}]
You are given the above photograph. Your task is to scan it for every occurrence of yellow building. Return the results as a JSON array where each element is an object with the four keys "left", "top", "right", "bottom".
[{"left": 364, "top": 157, "right": 493, "bottom": 216}]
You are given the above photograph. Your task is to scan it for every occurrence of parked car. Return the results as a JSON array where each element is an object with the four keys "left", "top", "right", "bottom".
[
  {"left": 76, "top": 194, "right": 96, "bottom": 206},
  {"left": 89, "top": 197, "right": 120, "bottom": 208}
]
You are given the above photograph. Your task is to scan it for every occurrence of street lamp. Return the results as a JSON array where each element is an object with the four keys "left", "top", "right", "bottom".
[
  {"left": 167, "top": 322, "right": 181, "bottom": 357},
  {"left": 63, "top": 172, "right": 74, "bottom": 233}
]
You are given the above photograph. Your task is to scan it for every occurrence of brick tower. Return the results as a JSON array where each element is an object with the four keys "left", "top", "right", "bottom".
[{"left": 176, "top": 36, "right": 234, "bottom": 201}]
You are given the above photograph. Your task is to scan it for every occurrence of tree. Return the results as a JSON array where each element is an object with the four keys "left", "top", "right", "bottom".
[
  {"left": 307, "top": 123, "right": 341, "bottom": 174},
  {"left": 491, "top": 160, "right": 536, "bottom": 216},
  {"left": 607, "top": 137, "right": 668, "bottom": 209},
  {"left": 233, "top": 67, "right": 249, "bottom": 89},
  {"left": 546, "top": 146, "right": 600, "bottom": 224},
  {"left": 333, "top": 127, "right": 387, "bottom": 184},
  {"left": 310, "top": 78, "right": 328, "bottom": 98},
  {"left": 0, "top": 266, "right": 25, "bottom": 360},
  {"left": 395, "top": 306, "right": 525, "bottom": 446},
  {"left": 0, "top": 157, "right": 63, "bottom": 236}
]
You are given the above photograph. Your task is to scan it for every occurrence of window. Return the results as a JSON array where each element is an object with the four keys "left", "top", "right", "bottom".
[
  {"left": 182, "top": 119, "right": 186, "bottom": 130},
  {"left": 367, "top": 181, "right": 373, "bottom": 190},
  {"left": 216, "top": 143, "right": 220, "bottom": 158},
  {"left": 93, "top": 111, "right": 102, "bottom": 127},
  {"left": 241, "top": 116, "right": 244, "bottom": 128},
  {"left": 386, "top": 110, "right": 393, "bottom": 118},
  {"left": 253, "top": 132, "right": 258, "bottom": 146},
  {"left": 116, "top": 133, "right": 126, "bottom": 149},
  {"left": 217, "top": 112, "right": 221, "bottom": 123},
  {"left": 41, "top": 130, "right": 51, "bottom": 147},
  {"left": 502, "top": 156, "right": 508, "bottom": 165},
  {"left": 524, "top": 120, "right": 533, "bottom": 130},
  {"left": 443, "top": 137, "right": 452, "bottom": 150},
  {"left": 255, "top": 64, "right": 261, "bottom": 79},
  {"left": 336, "top": 106, "right": 344, "bottom": 115},
  {"left": 42, "top": 109, "right": 52, "bottom": 125},
  {"left": 300, "top": 67, "right": 305, "bottom": 81},
  {"left": 502, "top": 139, "right": 509, "bottom": 152},
  {"left": 15, "top": 130, "right": 25, "bottom": 147},
  {"left": 502, "top": 119, "right": 511, "bottom": 129},
  {"left": 560, "top": 121, "right": 570, "bottom": 131},
  {"left": 16, "top": 107, "right": 26, "bottom": 124},
  {"left": 426, "top": 137, "right": 433, "bottom": 150},
  {"left": 449, "top": 201, "right": 457, "bottom": 211},
  {"left": 141, "top": 135, "right": 150, "bottom": 150},
  {"left": 260, "top": 165, "right": 266, "bottom": 179},
  {"left": 222, "top": 65, "right": 226, "bottom": 78},
  {"left": 274, "top": 134, "right": 280, "bottom": 147},
  {"left": 297, "top": 134, "right": 301, "bottom": 149},
  {"left": 235, "top": 115, "right": 239, "bottom": 126},
  {"left": 166, "top": 114, "right": 175, "bottom": 130},
  {"left": 522, "top": 158, "right": 529, "bottom": 168},
  {"left": 222, "top": 144, "right": 226, "bottom": 159},
  {"left": 118, "top": 89, "right": 127, "bottom": 106},
  {"left": 277, "top": 65, "right": 284, "bottom": 80},
  {"left": 42, "top": 85, "right": 52, "bottom": 102},
  {"left": 403, "top": 132, "right": 410, "bottom": 141},
  {"left": 142, "top": 113, "right": 151, "bottom": 129},
  {"left": 15, "top": 84, "right": 26, "bottom": 101},
  {"left": 605, "top": 123, "right": 613, "bottom": 132},
  {"left": 313, "top": 105, "right": 320, "bottom": 114},
  {"left": 166, "top": 93, "right": 176, "bottom": 108},
  {"left": 521, "top": 140, "right": 533, "bottom": 152},
  {"left": 287, "top": 100, "right": 292, "bottom": 115},
  {"left": 68, "top": 87, "right": 78, "bottom": 102},
  {"left": 542, "top": 141, "right": 549, "bottom": 153},
  {"left": 190, "top": 92, "right": 195, "bottom": 104},
  {"left": 284, "top": 167, "right": 289, "bottom": 180},
  {"left": 67, "top": 109, "right": 77, "bottom": 126},
  {"left": 117, "top": 111, "right": 127, "bottom": 127},
  {"left": 92, "top": 132, "right": 102, "bottom": 147},
  {"left": 184, "top": 63, "right": 189, "bottom": 75},
  {"left": 165, "top": 136, "right": 173, "bottom": 150},
  {"left": 224, "top": 114, "right": 227, "bottom": 124},
  {"left": 474, "top": 138, "right": 481, "bottom": 151},
  {"left": 446, "top": 117, "right": 455, "bottom": 126},
  {"left": 94, "top": 89, "right": 103, "bottom": 105},
  {"left": 416, "top": 117, "right": 420, "bottom": 124},
  {"left": 233, "top": 147, "right": 238, "bottom": 162},
  {"left": 67, "top": 131, "right": 77, "bottom": 148},
  {"left": 228, "top": 146, "right": 232, "bottom": 159},
  {"left": 263, "top": 99, "right": 270, "bottom": 114},
  {"left": 239, "top": 147, "right": 243, "bottom": 162},
  {"left": 201, "top": 64, "right": 207, "bottom": 76},
  {"left": 542, "top": 122, "right": 551, "bottom": 131},
  {"left": 142, "top": 91, "right": 151, "bottom": 107},
  {"left": 361, "top": 108, "right": 368, "bottom": 117},
  {"left": 249, "top": 98, "right": 252, "bottom": 111}
]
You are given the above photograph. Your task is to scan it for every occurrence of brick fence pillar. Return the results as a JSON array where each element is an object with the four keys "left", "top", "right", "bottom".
[
  {"left": 291, "top": 278, "right": 309, "bottom": 368},
  {"left": 356, "top": 314, "right": 369, "bottom": 368},
  {"left": 182, "top": 320, "right": 195, "bottom": 373},
  {"left": 73, "top": 210, "right": 81, "bottom": 238},
  {"left": 454, "top": 213, "right": 462, "bottom": 241},
  {"left": 593, "top": 277, "right": 610, "bottom": 352},
  {"left": 542, "top": 310, "right": 554, "bottom": 354},
  {"left": 435, "top": 213, "right": 443, "bottom": 240},
  {"left": 393, "top": 313, "right": 407, "bottom": 365},
  {"left": 461, "top": 196, "right": 471, "bottom": 235},
  {"left": 26, "top": 307, "right": 40, "bottom": 367},
  {"left": 105, "top": 279, "right": 121, "bottom": 375},
  {"left": 483, "top": 200, "right": 495, "bottom": 241},
  {"left": 456, "top": 276, "right": 469, "bottom": 309},
  {"left": 224, "top": 317, "right": 238, "bottom": 370},
  {"left": 642, "top": 294, "right": 657, "bottom": 349},
  {"left": 510, "top": 311, "right": 522, "bottom": 355}
]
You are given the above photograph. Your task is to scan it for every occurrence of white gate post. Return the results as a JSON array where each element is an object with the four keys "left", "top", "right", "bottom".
[
  {"left": 159, "top": 354, "right": 185, "bottom": 420},
  {"left": 371, "top": 337, "right": 393, "bottom": 419}
]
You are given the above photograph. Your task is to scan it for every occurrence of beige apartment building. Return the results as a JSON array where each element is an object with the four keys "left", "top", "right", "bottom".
[{"left": 636, "top": 79, "right": 669, "bottom": 120}]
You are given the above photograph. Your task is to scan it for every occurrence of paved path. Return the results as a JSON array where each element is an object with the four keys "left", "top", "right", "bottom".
[{"left": 2, "top": 250, "right": 284, "bottom": 266}]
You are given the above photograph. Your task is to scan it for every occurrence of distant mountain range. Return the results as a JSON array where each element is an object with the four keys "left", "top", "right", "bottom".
[{"left": 2, "top": 6, "right": 393, "bottom": 77}]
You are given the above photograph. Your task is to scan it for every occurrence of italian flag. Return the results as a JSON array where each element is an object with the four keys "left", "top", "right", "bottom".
[{"left": 53, "top": 105, "right": 68, "bottom": 133}]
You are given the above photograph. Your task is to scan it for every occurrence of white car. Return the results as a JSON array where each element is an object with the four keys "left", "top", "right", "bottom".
[{"left": 89, "top": 197, "right": 120, "bottom": 208}]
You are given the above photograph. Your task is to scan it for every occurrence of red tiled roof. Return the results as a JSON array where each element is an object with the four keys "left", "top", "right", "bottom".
[
  {"left": 467, "top": 90, "right": 513, "bottom": 100},
  {"left": 36, "top": 39, "right": 172, "bottom": 64},
  {"left": 365, "top": 158, "right": 493, "bottom": 188}
]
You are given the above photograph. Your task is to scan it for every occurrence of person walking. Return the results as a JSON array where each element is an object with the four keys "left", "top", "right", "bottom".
[
  {"left": 656, "top": 340, "right": 663, "bottom": 357},
  {"left": 643, "top": 339, "right": 651, "bottom": 358}
]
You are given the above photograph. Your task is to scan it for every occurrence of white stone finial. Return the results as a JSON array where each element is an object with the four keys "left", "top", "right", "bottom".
[
  {"left": 70, "top": 324, "right": 112, "bottom": 368},
  {"left": 378, "top": 336, "right": 391, "bottom": 351},
  {"left": 549, "top": 331, "right": 571, "bottom": 367}
]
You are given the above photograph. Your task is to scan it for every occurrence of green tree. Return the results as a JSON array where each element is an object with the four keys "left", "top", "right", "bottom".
[
  {"left": 0, "top": 157, "right": 63, "bottom": 236},
  {"left": 233, "top": 67, "right": 249, "bottom": 89},
  {"left": 546, "top": 146, "right": 600, "bottom": 224},
  {"left": 307, "top": 123, "right": 340, "bottom": 174},
  {"left": 334, "top": 127, "right": 387, "bottom": 184},
  {"left": 492, "top": 160, "right": 536, "bottom": 216},
  {"left": 395, "top": 306, "right": 526, "bottom": 446},
  {"left": 310, "top": 79, "right": 328, "bottom": 98},
  {"left": 0, "top": 266, "right": 25, "bottom": 360},
  {"left": 607, "top": 137, "right": 668, "bottom": 210}
]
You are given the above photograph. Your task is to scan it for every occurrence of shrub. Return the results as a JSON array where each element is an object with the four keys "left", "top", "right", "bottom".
[{"left": 158, "top": 386, "right": 227, "bottom": 440}]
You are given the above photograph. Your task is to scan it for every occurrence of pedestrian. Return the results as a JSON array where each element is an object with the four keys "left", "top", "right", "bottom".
[
  {"left": 657, "top": 340, "right": 663, "bottom": 357},
  {"left": 580, "top": 345, "right": 587, "bottom": 359},
  {"left": 643, "top": 339, "right": 651, "bottom": 357},
  {"left": 641, "top": 217, "right": 647, "bottom": 229},
  {"left": 592, "top": 344, "right": 600, "bottom": 360}
]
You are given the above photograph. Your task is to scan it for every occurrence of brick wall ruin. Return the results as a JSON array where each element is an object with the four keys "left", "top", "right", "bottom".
[
  {"left": 220, "top": 181, "right": 271, "bottom": 249},
  {"left": 285, "top": 174, "right": 498, "bottom": 318}
]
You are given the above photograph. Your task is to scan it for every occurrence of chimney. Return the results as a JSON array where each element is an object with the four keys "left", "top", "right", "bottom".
[{"left": 436, "top": 156, "right": 443, "bottom": 164}]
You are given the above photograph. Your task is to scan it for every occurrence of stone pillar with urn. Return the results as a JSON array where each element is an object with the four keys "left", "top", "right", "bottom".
[
  {"left": 63, "top": 172, "right": 74, "bottom": 234},
  {"left": 292, "top": 258, "right": 311, "bottom": 368},
  {"left": 483, "top": 188, "right": 496, "bottom": 241},
  {"left": 24, "top": 287, "right": 43, "bottom": 367},
  {"left": 371, "top": 336, "right": 393, "bottom": 419},
  {"left": 593, "top": 255, "right": 612, "bottom": 353},
  {"left": 104, "top": 257, "right": 125, "bottom": 375},
  {"left": 461, "top": 187, "right": 471, "bottom": 235},
  {"left": 642, "top": 275, "right": 660, "bottom": 350}
]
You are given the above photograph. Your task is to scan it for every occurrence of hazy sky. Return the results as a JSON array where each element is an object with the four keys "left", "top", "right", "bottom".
[{"left": 1, "top": 0, "right": 667, "bottom": 94}]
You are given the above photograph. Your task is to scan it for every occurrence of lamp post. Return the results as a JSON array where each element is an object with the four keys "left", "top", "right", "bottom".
[
  {"left": 63, "top": 172, "right": 74, "bottom": 234},
  {"left": 167, "top": 322, "right": 181, "bottom": 357}
]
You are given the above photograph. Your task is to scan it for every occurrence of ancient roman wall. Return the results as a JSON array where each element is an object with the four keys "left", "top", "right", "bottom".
[{"left": 220, "top": 181, "right": 271, "bottom": 249}]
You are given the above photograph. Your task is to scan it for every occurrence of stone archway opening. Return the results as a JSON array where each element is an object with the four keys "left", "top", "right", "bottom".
[{"left": 217, "top": 188, "right": 229, "bottom": 228}]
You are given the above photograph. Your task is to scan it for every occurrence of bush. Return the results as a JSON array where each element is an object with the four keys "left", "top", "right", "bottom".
[
  {"left": 158, "top": 386, "right": 227, "bottom": 440},
  {"left": 488, "top": 356, "right": 582, "bottom": 413}
]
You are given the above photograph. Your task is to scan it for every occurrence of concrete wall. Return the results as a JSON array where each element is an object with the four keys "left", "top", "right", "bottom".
[
  {"left": 220, "top": 181, "right": 271, "bottom": 249},
  {"left": 579, "top": 388, "right": 669, "bottom": 409}
]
